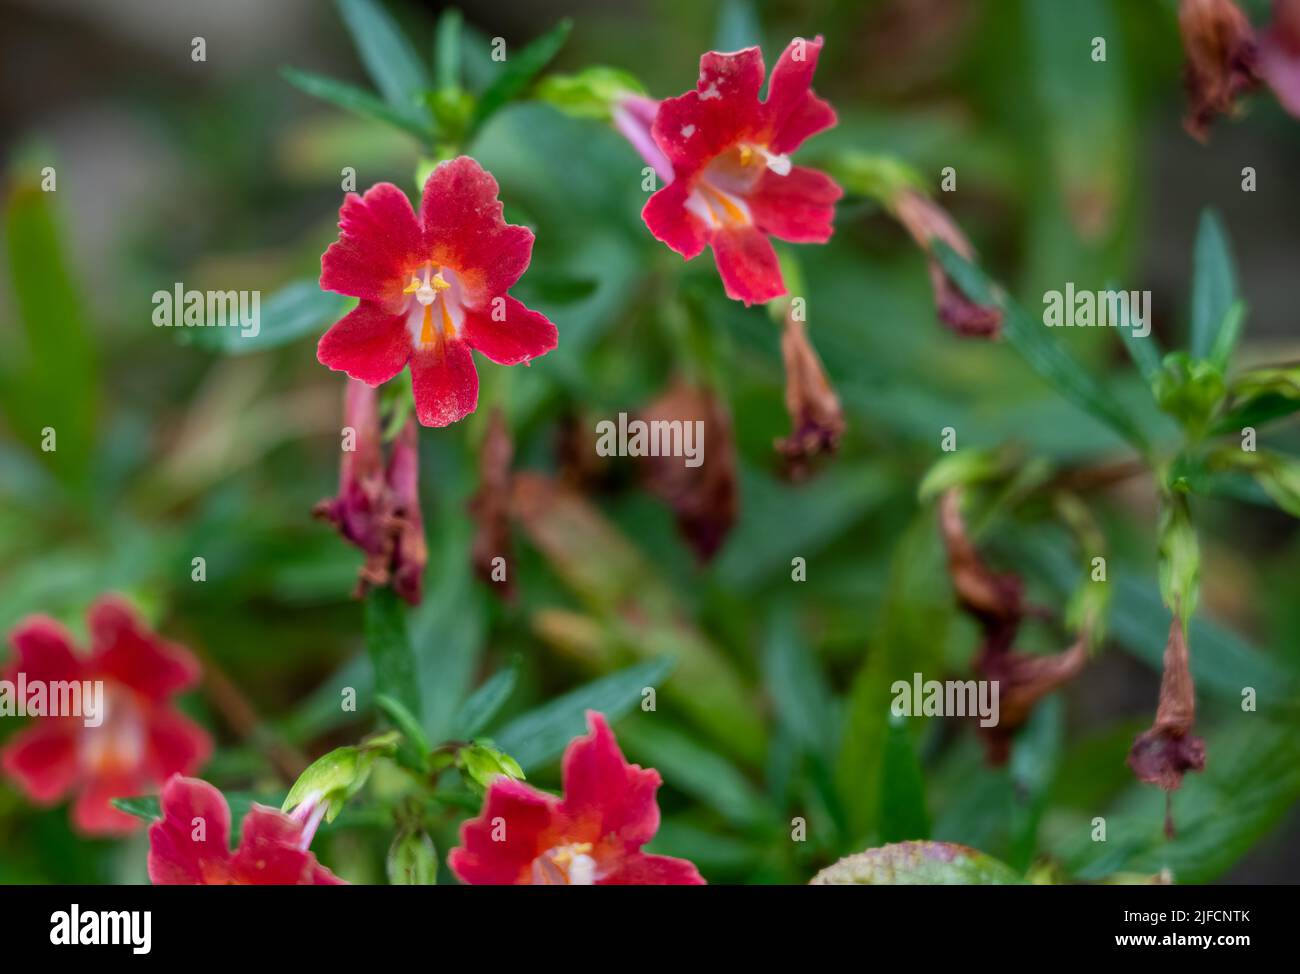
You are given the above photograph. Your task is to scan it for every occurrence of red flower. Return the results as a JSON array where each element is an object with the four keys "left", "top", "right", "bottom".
[
  {"left": 642, "top": 37, "right": 843, "bottom": 306},
  {"left": 148, "top": 775, "right": 345, "bottom": 885},
  {"left": 317, "top": 156, "right": 559, "bottom": 428},
  {"left": 0, "top": 598, "right": 211, "bottom": 835},
  {"left": 448, "top": 711, "right": 705, "bottom": 885},
  {"left": 315, "top": 378, "right": 427, "bottom": 605},
  {"left": 1261, "top": 0, "right": 1300, "bottom": 117}
]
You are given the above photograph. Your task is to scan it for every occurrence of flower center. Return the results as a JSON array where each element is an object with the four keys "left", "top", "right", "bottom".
[
  {"left": 79, "top": 683, "right": 145, "bottom": 775},
  {"left": 530, "top": 843, "right": 599, "bottom": 885},
  {"left": 403, "top": 264, "right": 463, "bottom": 350},
  {"left": 686, "top": 142, "right": 790, "bottom": 230}
]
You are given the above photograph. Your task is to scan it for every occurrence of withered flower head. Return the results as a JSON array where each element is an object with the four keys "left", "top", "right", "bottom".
[
  {"left": 892, "top": 190, "right": 1002, "bottom": 339},
  {"left": 774, "top": 310, "right": 846, "bottom": 479},
  {"left": 467, "top": 407, "right": 516, "bottom": 600},
  {"left": 1260, "top": 0, "right": 1300, "bottom": 117},
  {"left": 1127, "top": 617, "right": 1206, "bottom": 797},
  {"left": 1179, "top": 0, "right": 1261, "bottom": 141},
  {"left": 939, "top": 488, "right": 1087, "bottom": 764},
  {"left": 315, "top": 379, "right": 427, "bottom": 605},
  {"left": 637, "top": 381, "right": 737, "bottom": 563}
]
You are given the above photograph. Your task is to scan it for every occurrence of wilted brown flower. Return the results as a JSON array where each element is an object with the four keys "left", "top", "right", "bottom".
[
  {"left": 774, "top": 310, "right": 845, "bottom": 479},
  {"left": 1179, "top": 0, "right": 1261, "bottom": 141},
  {"left": 467, "top": 408, "right": 516, "bottom": 600},
  {"left": 1127, "top": 617, "right": 1206, "bottom": 801},
  {"left": 1260, "top": 0, "right": 1300, "bottom": 117},
  {"left": 892, "top": 189, "right": 1002, "bottom": 339},
  {"left": 315, "top": 379, "right": 427, "bottom": 605},
  {"left": 637, "top": 381, "right": 737, "bottom": 562},
  {"left": 939, "top": 488, "right": 1088, "bottom": 763}
]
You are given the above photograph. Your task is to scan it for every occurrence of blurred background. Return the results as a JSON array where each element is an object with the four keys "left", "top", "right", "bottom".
[{"left": 0, "top": 0, "right": 1297, "bottom": 883}]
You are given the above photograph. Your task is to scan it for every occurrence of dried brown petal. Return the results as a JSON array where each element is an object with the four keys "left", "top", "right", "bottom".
[
  {"left": 892, "top": 189, "right": 1002, "bottom": 339},
  {"left": 637, "top": 381, "right": 737, "bottom": 562},
  {"left": 1179, "top": 0, "right": 1261, "bottom": 141},
  {"left": 467, "top": 408, "right": 516, "bottom": 600},
  {"left": 774, "top": 311, "right": 845, "bottom": 479},
  {"left": 978, "top": 637, "right": 1088, "bottom": 764},
  {"left": 1127, "top": 617, "right": 1206, "bottom": 793},
  {"left": 938, "top": 488, "right": 1024, "bottom": 642}
]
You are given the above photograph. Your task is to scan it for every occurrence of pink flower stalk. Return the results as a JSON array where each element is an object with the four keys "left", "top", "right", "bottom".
[
  {"left": 317, "top": 156, "right": 558, "bottom": 427},
  {"left": 148, "top": 775, "right": 345, "bottom": 885},
  {"left": 449, "top": 711, "right": 705, "bottom": 885},
  {"left": 640, "top": 37, "right": 843, "bottom": 306},
  {"left": 1, "top": 598, "right": 211, "bottom": 836}
]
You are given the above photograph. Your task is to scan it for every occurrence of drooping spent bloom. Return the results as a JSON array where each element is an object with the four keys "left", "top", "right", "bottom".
[
  {"left": 315, "top": 379, "right": 427, "bottom": 605},
  {"left": 148, "top": 775, "right": 345, "bottom": 885},
  {"left": 938, "top": 489, "right": 1087, "bottom": 763},
  {"left": 891, "top": 189, "right": 1002, "bottom": 339},
  {"left": 1178, "top": 0, "right": 1261, "bottom": 141},
  {"left": 774, "top": 304, "right": 845, "bottom": 478},
  {"left": 317, "top": 156, "right": 558, "bottom": 427},
  {"left": 467, "top": 407, "right": 516, "bottom": 600},
  {"left": 637, "top": 380, "right": 737, "bottom": 561},
  {"left": 1127, "top": 618, "right": 1206, "bottom": 800},
  {"left": 1260, "top": 0, "right": 1300, "bottom": 117},
  {"left": 0, "top": 598, "right": 212, "bottom": 835},
  {"left": 449, "top": 711, "right": 705, "bottom": 884},
  {"left": 641, "top": 37, "right": 843, "bottom": 306}
]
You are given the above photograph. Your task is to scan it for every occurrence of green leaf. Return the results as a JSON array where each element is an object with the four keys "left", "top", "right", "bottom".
[
  {"left": 879, "top": 713, "right": 931, "bottom": 843},
  {"left": 110, "top": 796, "right": 162, "bottom": 822},
  {"left": 364, "top": 587, "right": 422, "bottom": 722},
  {"left": 451, "top": 659, "right": 518, "bottom": 738},
  {"left": 434, "top": 7, "right": 463, "bottom": 90},
  {"left": 281, "top": 67, "right": 431, "bottom": 142},
  {"left": 1208, "top": 300, "right": 1247, "bottom": 372},
  {"left": 760, "top": 606, "right": 836, "bottom": 760},
  {"left": 933, "top": 242, "right": 1150, "bottom": 453},
  {"left": 810, "top": 841, "right": 1024, "bottom": 885},
  {"left": 1190, "top": 209, "right": 1238, "bottom": 361},
  {"left": 180, "top": 277, "right": 351, "bottom": 355},
  {"left": 618, "top": 720, "right": 774, "bottom": 829},
  {"left": 471, "top": 19, "right": 572, "bottom": 131},
  {"left": 494, "top": 658, "right": 674, "bottom": 771},
  {"left": 376, "top": 692, "right": 432, "bottom": 764},
  {"left": 714, "top": 0, "right": 763, "bottom": 51},
  {"left": 335, "top": 0, "right": 429, "bottom": 113}
]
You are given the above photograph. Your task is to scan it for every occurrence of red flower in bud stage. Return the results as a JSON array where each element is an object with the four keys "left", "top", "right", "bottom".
[
  {"left": 641, "top": 37, "right": 843, "bottom": 306},
  {"left": 0, "top": 599, "right": 211, "bottom": 836},
  {"left": 148, "top": 775, "right": 345, "bottom": 885},
  {"left": 317, "top": 156, "right": 558, "bottom": 427},
  {"left": 315, "top": 379, "right": 427, "bottom": 605},
  {"left": 449, "top": 711, "right": 705, "bottom": 885},
  {"left": 1261, "top": 0, "right": 1300, "bottom": 117}
]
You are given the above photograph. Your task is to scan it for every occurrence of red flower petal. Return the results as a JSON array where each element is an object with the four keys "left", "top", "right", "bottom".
[
  {"left": 748, "top": 165, "right": 842, "bottom": 243},
  {"left": 72, "top": 771, "right": 146, "bottom": 836},
  {"left": 601, "top": 850, "right": 707, "bottom": 885},
  {"left": 320, "top": 183, "right": 425, "bottom": 306},
  {"left": 231, "top": 805, "right": 344, "bottom": 885},
  {"left": 558, "top": 711, "right": 661, "bottom": 852},
  {"left": 410, "top": 341, "right": 479, "bottom": 428},
  {"left": 462, "top": 297, "right": 558, "bottom": 366},
  {"left": 5, "top": 615, "right": 85, "bottom": 685},
  {"left": 642, "top": 179, "right": 709, "bottom": 259},
  {"left": 87, "top": 598, "right": 200, "bottom": 703},
  {"left": 652, "top": 47, "right": 767, "bottom": 177},
  {"left": 145, "top": 708, "right": 213, "bottom": 781},
  {"left": 1, "top": 722, "right": 79, "bottom": 803},
  {"left": 765, "top": 36, "right": 837, "bottom": 154},
  {"left": 449, "top": 777, "right": 561, "bottom": 884},
  {"left": 317, "top": 303, "right": 413, "bottom": 386},
  {"left": 418, "top": 157, "right": 536, "bottom": 304},
  {"left": 148, "top": 775, "right": 234, "bottom": 884},
  {"left": 710, "top": 225, "right": 785, "bottom": 305}
]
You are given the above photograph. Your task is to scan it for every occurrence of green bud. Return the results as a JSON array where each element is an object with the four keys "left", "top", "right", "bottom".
[
  {"left": 281, "top": 730, "right": 400, "bottom": 822},
  {"left": 1156, "top": 490, "right": 1199, "bottom": 619},
  {"left": 824, "top": 152, "right": 926, "bottom": 206},
  {"left": 534, "top": 66, "right": 646, "bottom": 120},
  {"left": 386, "top": 828, "right": 438, "bottom": 885},
  {"left": 458, "top": 740, "right": 526, "bottom": 792},
  {"left": 1153, "top": 352, "right": 1225, "bottom": 436}
]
